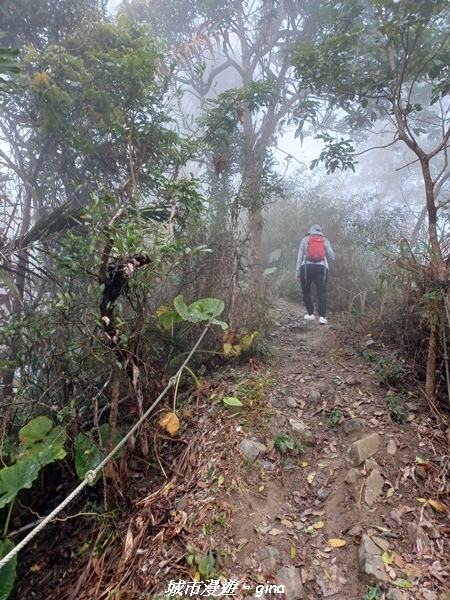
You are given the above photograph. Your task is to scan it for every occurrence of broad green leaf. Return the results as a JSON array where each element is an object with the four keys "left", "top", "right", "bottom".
[
  {"left": 0, "top": 539, "right": 17, "bottom": 600},
  {"left": 264, "top": 267, "right": 278, "bottom": 276},
  {"left": 74, "top": 424, "right": 123, "bottom": 481},
  {"left": 19, "top": 416, "right": 53, "bottom": 445},
  {"left": 74, "top": 433, "right": 101, "bottom": 481},
  {"left": 0, "top": 459, "right": 40, "bottom": 508},
  {"left": 223, "top": 396, "right": 243, "bottom": 406},
  {"left": 18, "top": 418, "right": 66, "bottom": 466},
  {"left": 268, "top": 248, "right": 282, "bottom": 263},
  {"left": 174, "top": 295, "right": 197, "bottom": 322},
  {"left": 156, "top": 305, "right": 183, "bottom": 330},
  {"left": 174, "top": 296, "right": 228, "bottom": 329}
]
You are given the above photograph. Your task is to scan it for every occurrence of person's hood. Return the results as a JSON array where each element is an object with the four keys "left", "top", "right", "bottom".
[{"left": 308, "top": 224, "right": 323, "bottom": 236}]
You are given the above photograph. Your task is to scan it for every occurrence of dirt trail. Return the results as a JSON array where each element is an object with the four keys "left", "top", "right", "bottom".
[
  {"left": 219, "top": 299, "right": 449, "bottom": 600},
  {"left": 14, "top": 299, "right": 449, "bottom": 600}
]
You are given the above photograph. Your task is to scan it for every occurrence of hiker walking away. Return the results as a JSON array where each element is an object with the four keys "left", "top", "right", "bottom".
[{"left": 296, "top": 224, "right": 335, "bottom": 324}]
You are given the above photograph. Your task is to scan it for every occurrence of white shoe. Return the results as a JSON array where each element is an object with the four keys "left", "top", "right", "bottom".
[
  {"left": 304, "top": 314, "right": 315, "bottom": 321},
  {"left": 319, "top": 316, "right": 328, "bottom": 324}
]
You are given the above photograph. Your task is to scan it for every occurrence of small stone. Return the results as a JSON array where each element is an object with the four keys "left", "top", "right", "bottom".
[
  {"left": 347, "top": 524, "right": 363, "bottom": 536},
  {"left": 259, "top": 459, "right": 277, "bottom": 471},
  {"left": 268, "top": 396, "right": 281, "bottom": 408},
  {"left": 308, "top": 390, "right": 321, "bottom": 404},
  {"left": 347, "top": 433, "right": 380, "bottom": 467},
  {"left": 386, "top": 590, "right": 409, "bottom": 600},
  {"left": 276, "top": 566, "right": 304, "bottom": 600},
  {"left": 288, "top": 419, "right": 316, "bottom": 446},
  {"left": 240, "top": 439, "right": 267, "bottom": 462},
  {"left": 343, "top": 418, "right": 366, "bottom": 435},
  {"left": 317, "top": 488, "right": 329, "bottom": 500},
  {"left": 345, "top": 468, "right": 363, "bottom": 485},
  {"left": 285, "top": 397, "right": 297, "bottom": 408},
  {"left": 387, "top": 439, "right": 397, "bottom": 455},
  {"left": 416, "top": 465, "right": 427, "bottom": 480},
  {"left": 258, "top": 546, "right": 280, "bottom": 576},
  {"left": 365, "top": 458, "right": 381, "bottom": 472},
  {"left": 421, "top": 520, "right": 440, "bottom": 539},
  {"left": 175, "top": 495, "right": 188, "bottom": 511},
  {"left": 421, "top": 591, "right": 439, "bottom": 600}
]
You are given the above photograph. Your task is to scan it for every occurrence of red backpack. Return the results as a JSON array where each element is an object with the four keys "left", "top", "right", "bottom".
[{"left": 306, "top": 235, "right": 325, "bottom": 262}]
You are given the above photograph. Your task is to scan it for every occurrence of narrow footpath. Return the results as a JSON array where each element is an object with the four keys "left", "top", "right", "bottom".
[{"left": 219, "top": 299, "right": 449, "bottom": 600}]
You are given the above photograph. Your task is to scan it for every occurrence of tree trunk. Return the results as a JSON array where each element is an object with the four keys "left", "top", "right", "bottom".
[
  {"left": 247, "top": 205, "right": 265, "bottom": 301},
  {"left": 421, "top": 158, "right": 447, "bottom": 400}
]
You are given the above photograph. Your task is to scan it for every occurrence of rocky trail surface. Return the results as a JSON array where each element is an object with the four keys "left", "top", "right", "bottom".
[
  {"left": 15, "top": 299, "right": 450, "bottom": 600},
  {"left": 212, "top": 299, "right": 450, "bottom": 600}
]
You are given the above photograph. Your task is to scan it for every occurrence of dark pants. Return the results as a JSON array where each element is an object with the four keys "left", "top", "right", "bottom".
[{"left": 300, "top": 264, "right": 328, "bottom": 317}]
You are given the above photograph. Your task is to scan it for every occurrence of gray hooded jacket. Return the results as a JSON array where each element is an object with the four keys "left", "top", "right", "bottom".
[{"left": 296, "top": 225, "right": 335, "bottom": 276}]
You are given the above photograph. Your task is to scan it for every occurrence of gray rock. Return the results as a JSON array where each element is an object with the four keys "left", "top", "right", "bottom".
[
  {"left": 285, "top": 397, "right": 298, "bottom": 408},
  {"left": 175, "top": 495, "right": 188, "bottom": 511},
  {"left": 366, "top": 470, "right": 384, "bottom": 495},
  {"left": 416, "top": 465, "right": 427, "bottom": 480},
  {"left": 345, "top": 468, "right": 363, "bottom": 485},
  {"left": 288, "top": 419, "right": 316, "bottom": 446},
  {"left": 259, "top": 458, "right": 277, "bottom": 472},
  {"left": 358, "top": 534, "right": 388, "bottom": 584},
  {"left": 343, "top": 418, "right": 366, "bottom": 435},
  {"left": 258, "top": 546, "right": 280, "bottom": 576},
  {"left": 308, "top": 390, "right": 321, "bottom": 404},
  {"left": 276, "top": 566, "right": 304, "bottom": 600},
  {"left": 387, "top": 439, "right": 397, "bottom": 455},
  {"left": 386, "top": 590, "right": 409, "bottom": 600},
  {"left": 421, "top": 591, "right": 438, "bottom": 600},
  {"left": 240, "top": 439, "right": 267, "bottom": 462},
  {"left": 421, "top": 520, "right": 441, "bottom": 539},
  {"left": 268, "top": 396, "right": 281, "bottom": 408},
  {"left": 347, "top": 433, "right": 380, "bottom": 467},
  {"left": 364, "top": 470, "right": 384, "bottom": 506},
  {"left": 347, "top": 524, "right": 363, "bottom": 536},
  {"left": 365, "top": 458, "right": 381, "bottom": 472},
  {"left": 371, "top": 536, "right": 390, "bottom": 552}
]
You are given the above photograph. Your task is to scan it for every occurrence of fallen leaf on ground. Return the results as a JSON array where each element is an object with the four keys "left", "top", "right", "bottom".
[
  {"left": 392, "top": 578, "right": 414, "bottom": 588},
  {"left": 328, "top": 539, "right": 346, "bottom": 548},
  {"left": 307, "top": 472, "right": 316, "bottom": 484},
  {"left": 428, "top": 499, "right": 445, "bottom": 513},
  {"left": 158, "top": 411, "right": 180, "bottom": 435},
  {"left": 313, "top": 521, "right": 324, "bottom": 529}
]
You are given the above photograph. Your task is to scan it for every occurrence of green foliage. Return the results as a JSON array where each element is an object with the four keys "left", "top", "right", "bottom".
[
  {"left": 273, "top": 433, "right": 304, "bottom": 455},
  {"left": 185, "top": 544, "right": 218, "bottom": 580},
  {"left": 0, "top": 417, "right": 66, "bottom": 598},
  {"left": 0, "top": 44, "right": 20, "bottom": 92},
  {"left": 173, "top": 296, "right": 228, "bottom": 329},
  {"left": 0, "top": 539, "right": 17, "bottom": 600},
  {"left": 222, "top": 396, "right": 243, "bottom": 407},
  {"left": 74, "top": 424, "right": 123, "bottom": 482},
  {"left": 374, "top": 355, "right": 407, "bottom": 387},
  {"left": 292, "top": 0, "right": 450, "bottom": 171},
  {"left": 0, "top": 417, "right": 66, "bottom": 511},
  {"left": 384, "top": 395, "right": 408, "bottom": 424},
  {"left": 326, "top": 409, "right": 343, "bottom": 429},
  {"left": 363, "top": 587, "right": 382, "bottom": 600}
]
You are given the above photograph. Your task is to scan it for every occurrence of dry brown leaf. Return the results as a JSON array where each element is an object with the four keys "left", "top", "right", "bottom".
[{"left": 158, "top": 411, "right": 180, "bottom": 435}]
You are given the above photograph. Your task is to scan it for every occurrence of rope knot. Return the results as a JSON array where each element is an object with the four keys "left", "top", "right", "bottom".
[{"left": 85, "top": 470, "right": 97, "bottom": 486}]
